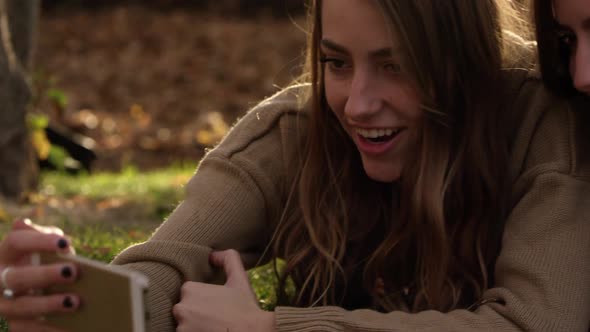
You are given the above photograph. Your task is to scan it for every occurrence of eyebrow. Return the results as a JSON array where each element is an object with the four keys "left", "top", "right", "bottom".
[
  {"left": 320, "top": 39, "right": 398, "bottom": 58},
  {"left": 555, "top": 22, "right": 573, "bottom": 31},
  {"left": 556, "top": 17, "right": 590, "bottom": 30}
]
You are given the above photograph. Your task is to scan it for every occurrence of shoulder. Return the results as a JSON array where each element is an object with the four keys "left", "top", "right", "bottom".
[
  {"left": 184, "top": 84, "right": 310, "bottom": 211},
  {"left": 489, "top": 78, "right": 590, "bottom": 331},
  {"left": 568, "top": 95, "right": 590, "bottom": 176},
  {"left": 206, "top": 84, "right": 310, "bottom": 161},
  {"left": 507, "top": 71, "right": 590, "bottom": 192}
]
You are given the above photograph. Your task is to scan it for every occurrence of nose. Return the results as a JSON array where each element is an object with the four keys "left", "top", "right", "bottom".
[
  {"left": 571, "top": 39, "right": 590, "bottom": 95},
  {"left": 344, "top": 69, "right": 384, "bottom": 120}
]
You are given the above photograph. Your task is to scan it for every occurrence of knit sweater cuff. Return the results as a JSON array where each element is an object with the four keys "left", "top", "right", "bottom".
[{"left": 275, "top": 306, "right": 346, "bottom": 332}]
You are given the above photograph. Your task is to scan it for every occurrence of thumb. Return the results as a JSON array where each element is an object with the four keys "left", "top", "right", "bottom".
[{"left": 210, "top": 250, "right": 256, "bottom": 297}]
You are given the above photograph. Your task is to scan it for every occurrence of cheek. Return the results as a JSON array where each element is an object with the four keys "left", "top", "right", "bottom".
[
  {"left": 324, "top": 78, "right": 348, "bottom": 117},
  {"left": 387, "top": 83, "right": 423, "bottom": 121},
  {"left": 405, "top": 95, "right": 423, "bottom": 122},
  {"left": 569, "top": 52, "right": 577, "bottom": 78}
]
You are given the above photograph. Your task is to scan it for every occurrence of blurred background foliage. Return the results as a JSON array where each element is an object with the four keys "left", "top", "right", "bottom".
[
  {"left": 31, "top": 0, "right": 307, "bottom": 171},
  {"left": 41, "top": 0, "right": 306, "bottom": 15},
  {"left": 0, "top": 1, "right": 305, "bottom": 327}
]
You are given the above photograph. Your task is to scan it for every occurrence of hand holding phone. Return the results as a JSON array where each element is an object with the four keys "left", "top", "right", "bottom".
[{"left": 32, "top": 252, "right": 150, "bottom": 332}]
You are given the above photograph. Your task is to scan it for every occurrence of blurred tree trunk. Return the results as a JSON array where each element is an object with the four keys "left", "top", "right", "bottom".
[{"left": 0, "top": 0, "right": 40, "bottom": 200}]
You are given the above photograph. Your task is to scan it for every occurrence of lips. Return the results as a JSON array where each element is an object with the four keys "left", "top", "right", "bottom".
[
  {"left": 353, "top": 127, "right": 405, "bottom": 155},
  {"left": 355, "top": 127, "right": 405, "bottom": 141}
]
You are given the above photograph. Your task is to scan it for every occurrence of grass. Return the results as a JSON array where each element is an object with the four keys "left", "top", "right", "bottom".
[
  {"left": 0, "top": 164, "right": 290, "bottom": 331},
  {"left": 40, "top": 165, "right": 193, "bottom": 200},
  {"left": 38, "top": 164, "right": 196, "bottom": 220}
]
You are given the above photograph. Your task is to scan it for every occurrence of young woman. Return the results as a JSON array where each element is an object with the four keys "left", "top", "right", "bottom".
[
  {"left": 1, "top": 0, "right": 589, "bottom": 331},
  {"left": 533, "top": 0, "right": 590, "bottom": 96}
]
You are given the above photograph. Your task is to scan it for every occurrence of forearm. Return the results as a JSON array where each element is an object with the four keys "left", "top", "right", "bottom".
[{"left": 274, "top": 306, "right": 519, "bottom": 332}]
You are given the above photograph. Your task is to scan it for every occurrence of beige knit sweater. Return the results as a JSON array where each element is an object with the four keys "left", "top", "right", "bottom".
[{"left": 112, "top": 73, "right": 590, "bottom": 331}]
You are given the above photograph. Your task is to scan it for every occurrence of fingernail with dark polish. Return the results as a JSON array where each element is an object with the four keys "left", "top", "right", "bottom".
[
  {"left": 57, "top": 238, "right": 68, "bottom": 249},
  {"left": 63, "top": 296, "right": 74, "bottom": 308},
  {"left": 61, "top": 266, "right": 72, "bottom": 279}
]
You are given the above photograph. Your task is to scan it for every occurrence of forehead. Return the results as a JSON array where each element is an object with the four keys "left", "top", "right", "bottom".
[
  {"left": 321, "top": 0, "right": 394, "bottom": 47},
  {"left": 553, "top": 0, "right": 590, "bottom": 26}
]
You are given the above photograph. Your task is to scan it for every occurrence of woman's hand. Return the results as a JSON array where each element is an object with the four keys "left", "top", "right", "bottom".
[
  {"left": 173, "top": 249, "right": 275, "bottom": 332},
  {"left": 0, "top": 219, "right": 80, "bottom": 332}
]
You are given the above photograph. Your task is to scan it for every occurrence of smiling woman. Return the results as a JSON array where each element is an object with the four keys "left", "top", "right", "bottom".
[
  {"left": 273, "top": 0, "right": 545, "bottom": 315},
  {"left": 320, "top": 0, "right": 422, "bottom": 182},
  {"left": 0, "top": 0, "right": 589, "bottom": 331}
]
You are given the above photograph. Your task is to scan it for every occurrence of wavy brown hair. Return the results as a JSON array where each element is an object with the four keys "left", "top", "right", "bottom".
[{"left": 272, "top": 0, "right": 533, "bottom": 312}]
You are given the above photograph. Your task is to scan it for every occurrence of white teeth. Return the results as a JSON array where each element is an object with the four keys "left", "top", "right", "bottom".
[{"left": 355, "top": 128, "right": 399, "bottom": 139}]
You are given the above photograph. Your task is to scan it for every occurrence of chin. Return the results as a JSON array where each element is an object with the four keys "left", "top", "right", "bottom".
[{"left": 362, "top": 161, "right": 401, "bottom": 183}]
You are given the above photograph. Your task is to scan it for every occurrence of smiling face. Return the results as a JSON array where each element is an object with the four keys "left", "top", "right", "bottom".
[
  {"left": 320, "top": 0, "right": 422, "bottom": 182},
  {"left": 553, "top": 0, "right": 590, "bottom": 95}
]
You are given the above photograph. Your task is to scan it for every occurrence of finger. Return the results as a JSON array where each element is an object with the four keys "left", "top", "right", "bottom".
[
  {"left": 2, "top": 263, "right": 77, "bottom": 295},
  {"left": 0, "top": 293, "right": 79, "bottom": 319},
  {"left": 14, "top": 221, "right": 73, "bottom": 255},
  {"left": 6, "top": 319, "right": 69, "bottom": 332},
  {"left": 11, "top": 219, "right": 65, "bottom": 237},
  {"left": 209, "top": 250, "right": 253, "bottom": 293},
  {"left": 11, "top": 218, "right": 35, "bottom": 231},
  {"left": 0, "top": 231, "right": 70, "bottom": 263}
]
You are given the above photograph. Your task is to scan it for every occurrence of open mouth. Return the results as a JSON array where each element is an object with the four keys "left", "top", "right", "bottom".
[{"left": 355, "top": 128, "right": 404, "bottom": 144}]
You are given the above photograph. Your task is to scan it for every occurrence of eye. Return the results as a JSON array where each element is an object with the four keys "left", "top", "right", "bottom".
[
  {"left": 557, "top": 29, "right": 577, "bottom": 49},
  {"left": 319, "top": 56, "right": 351, "bottom": 72},
  {"left": 383, "top": 63, "right": 402, "bottom": 74}
]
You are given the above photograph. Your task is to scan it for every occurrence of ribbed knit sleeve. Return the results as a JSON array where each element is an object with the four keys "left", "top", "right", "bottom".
[{"left": 111, "top": 87, "right": 305, "bottom": 331}]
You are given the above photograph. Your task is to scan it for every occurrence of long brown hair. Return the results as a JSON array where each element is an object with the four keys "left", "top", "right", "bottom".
[
  {"left": 532, "top": 0, "right": 578, "bottom": 96},
  {"left": 272, "top": 0, "right": 532, "bottom": 312}
]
